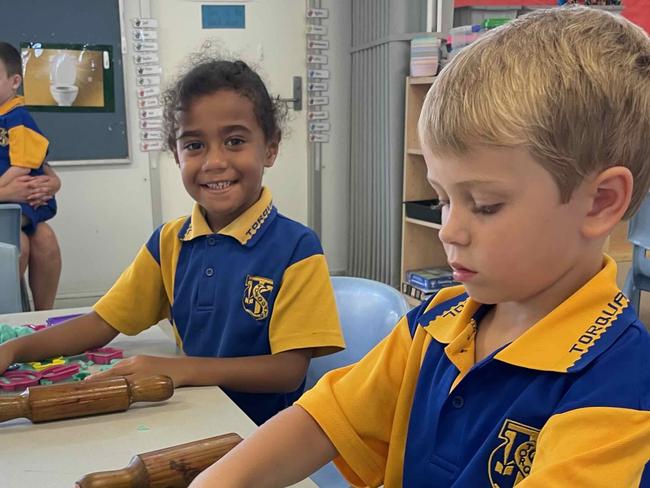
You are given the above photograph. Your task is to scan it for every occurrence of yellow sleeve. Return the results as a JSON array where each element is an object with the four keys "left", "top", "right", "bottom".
[
  {"left": 93, "top": 244, "right": 169, "bottom": 335},
  {"left": 8, "top": 124, "right": 49, "bottom": 169},
  {"left": 296, "top": 317, "right": 414, "bottom": 487},
  {"left": 268, "top": 253, "right": 345, "bottom": 356},
  {"left": 519, "top": 407, "right": 650, "bottom": 487}
]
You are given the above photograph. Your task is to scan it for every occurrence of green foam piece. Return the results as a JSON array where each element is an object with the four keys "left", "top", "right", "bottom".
[
  {"left": 73, "top": 372, "right": 91, "bottom": 381},
  {"left": 40, "top": 379, "right": 53, "bottom": 385},
  {"left": 136, "top": 424, "right": 151, "bottom": 432}
]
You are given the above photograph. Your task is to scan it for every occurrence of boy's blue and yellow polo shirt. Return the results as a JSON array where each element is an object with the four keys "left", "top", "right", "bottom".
[
  {"left": 94, "top": 188, "right": 344, "bottom": 425},
  {"left": 0, "top": 96, "right": 56, "bottom": 233},
  {"left": 298, "top": 255, "right": 650, "bottom": 487}
]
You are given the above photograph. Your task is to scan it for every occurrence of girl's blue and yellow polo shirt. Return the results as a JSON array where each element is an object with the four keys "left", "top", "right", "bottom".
[
  {"left": 94, "top": 187, "right": 344, "bottom": 425},
  {"left": 298, "top": 255, "right": 650, "bottom": 487}
]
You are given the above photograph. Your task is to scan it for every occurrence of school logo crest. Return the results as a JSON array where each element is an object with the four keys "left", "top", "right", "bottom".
[
  {"left": 0, "top": 128, "right": 8, "bottom": 147},
  {"left": 488, "top": 419, "right": 539, "bottom": 487},
  {"left": 243, "top": 275, "right": 274, "bottom": 320}
]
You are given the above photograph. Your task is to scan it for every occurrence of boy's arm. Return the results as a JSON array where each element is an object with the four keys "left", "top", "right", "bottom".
[
  {"left": 28, "top": 163, "right": 61, "bottom": 207},
  {"left": 0, "top": 166, "right": 30, "bottom": 188},
  {"left": 87, "top": 348, "right": 312, "bottom": 392},
  {"left": 519, "top": 407, "right": 650, "bottom": 488},
  {"left": 189, "top": 405, "right": 338, "bottom": 488},
  {"left": 0, "top": 312, "right": 119, "bottom": 374}
]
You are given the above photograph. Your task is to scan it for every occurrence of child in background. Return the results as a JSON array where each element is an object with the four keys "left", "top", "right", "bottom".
[
  {"left": 0, "top": 58, "right": 344, "bottom": 426},
  {"left": 0, "top": 42, "right": 61, "bottom": 310},
  {"left": 191, "top": 7, "right": 650, "bottom": 487}
]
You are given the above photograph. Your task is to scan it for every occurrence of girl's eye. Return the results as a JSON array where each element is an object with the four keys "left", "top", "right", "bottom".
[
  {"left": 183, "top": 141, "right": 203, "bottom": 151},
  {"left": 225, "top": 137, "right": 245, "bottom": 147},
  {"left": 473, "top": 203, "right": 503, "bottom": 215}
]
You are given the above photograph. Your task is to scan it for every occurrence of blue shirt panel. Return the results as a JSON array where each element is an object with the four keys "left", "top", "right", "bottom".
[
  {"left": 403, "top": 301, "right": 646, "bottom": 487},
  {"left": 146, "top": 207, "right": 324, "bottom": 424}
]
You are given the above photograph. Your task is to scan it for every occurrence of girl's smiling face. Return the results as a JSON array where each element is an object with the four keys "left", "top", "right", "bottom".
[{"left": 174, "top": 89, "right": 278, "bottom": 232}]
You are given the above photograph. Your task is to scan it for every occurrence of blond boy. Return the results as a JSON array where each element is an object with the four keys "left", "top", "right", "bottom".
[{"left": 191, "top": 7, "right": 650, "bottom": 487}]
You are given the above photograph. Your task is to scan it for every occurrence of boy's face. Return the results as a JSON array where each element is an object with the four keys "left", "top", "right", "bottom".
[
  {"left": 173, "top": 89, "right": 278, "bottom": 232},
  {"left": 0, "top": 60, "right": 20, "bottom": 106},
  {"left": 423, "top": 145, "right": 592, "bottom": 305}
]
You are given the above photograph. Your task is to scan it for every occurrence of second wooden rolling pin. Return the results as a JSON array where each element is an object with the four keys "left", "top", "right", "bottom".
[
  {"left": 0, "top": 375, "right": 173, "bottom": 423},
  {"left": 75, "top": 433, "right": 243, "bottom": 488}
]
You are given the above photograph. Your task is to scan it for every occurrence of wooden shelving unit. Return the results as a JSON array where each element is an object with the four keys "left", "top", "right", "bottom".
[
  {"left": 400, "top": 77, "right": 448, "bottom": 305},
  {"left": 400, "top": 75, "right": 632, "bottom": 305}
]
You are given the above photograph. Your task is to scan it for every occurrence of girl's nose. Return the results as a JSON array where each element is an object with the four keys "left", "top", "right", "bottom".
[{"left": 203, "top": 146, "right": 228, "bottom": 170}]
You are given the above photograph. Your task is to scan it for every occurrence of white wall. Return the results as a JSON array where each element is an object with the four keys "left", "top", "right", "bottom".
[
  {"left": 321, "top": 0, "right": 351, "bottom": 274},
  {"left": 151, "top": 0, "right": 310, "bottom": 227},
  {"left": 51, "top": 1, "right": 154, "bottom": 308}
]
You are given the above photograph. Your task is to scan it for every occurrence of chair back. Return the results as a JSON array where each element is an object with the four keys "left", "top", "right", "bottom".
[
  {"left": 305, "top": 276, "right": 410, "bottom": 389},
  {"left": 0, "top": 242, "right": 22, "bottom": 313},
  {"left": 0, "top": 204, "right": 21, "bottom": 248}
]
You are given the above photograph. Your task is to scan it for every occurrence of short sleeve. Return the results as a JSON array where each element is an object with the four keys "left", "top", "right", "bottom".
[
  {"left": 268, "top": 231, "right": 344, "bottom": 356},
  {"left": 94, "top": 229, "right": 169, "bottom": 335},
  {"left": 296, "top": 317, "right": 414, "bottom": 487},
  {"left": 8, "top": 110, "right": 48, "bottom": 169}
]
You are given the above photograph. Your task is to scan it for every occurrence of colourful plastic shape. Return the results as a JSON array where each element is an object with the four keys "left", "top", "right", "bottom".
[
  {"left": 85, "top": 347, "right": 123, "bottom": 365},
  {"left": 0, "top": 370, "right": 42, "bottom": 391},
  {"left": 45, "top": 313, "right": 84, "bottom": 327},
  {"left": 29, "top": 357, "right": 66, "bottom": 371},
  {"left": 40, "top": 363, "right": 80, "bottom": 382}
]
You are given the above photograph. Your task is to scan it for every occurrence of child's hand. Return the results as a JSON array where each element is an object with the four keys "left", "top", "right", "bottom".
[
  {"left": 85, "top": 355, "right": 181, "bottom": 387},
  {"left": 31, "top": 175, "right": 60, "bottom": 197},
  {"left": 0, "top": 175, "right": 36, "bottom": 202}
]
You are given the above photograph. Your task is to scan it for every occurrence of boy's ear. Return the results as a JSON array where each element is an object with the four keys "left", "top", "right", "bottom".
[
  {"left": 10, "top": 74, "right": 21, "bottom": 91},
  {"left": 581, "top": 166, "right": 633, "bottom": 239},
  {"left": 264, "top": 137, "right": 279, "bottom": 168}
]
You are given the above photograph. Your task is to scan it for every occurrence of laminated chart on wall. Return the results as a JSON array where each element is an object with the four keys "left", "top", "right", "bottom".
[
  {"left": 131, "top": 17, "right": 163, "bottom": 152},
  {"left": 305, "top": 7, "right": 330, "bottom": 144}
]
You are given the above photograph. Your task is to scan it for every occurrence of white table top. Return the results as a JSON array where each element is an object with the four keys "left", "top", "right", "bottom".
[{"left": 0, "top": 308, "right": 317, "bottom": 487}]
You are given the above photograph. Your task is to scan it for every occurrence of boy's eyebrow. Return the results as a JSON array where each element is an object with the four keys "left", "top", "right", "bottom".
[
  {"left": 176, "top": 129, "right": 203, "bottom": 140},
  {"left": 427, "top": 178, "right": 510, "bottom": 192}
]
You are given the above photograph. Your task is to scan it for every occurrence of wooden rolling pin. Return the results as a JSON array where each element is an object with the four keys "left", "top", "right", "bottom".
[
  {"left": 0, "top": 375, "right": 173, "bottom": 423},
  {"left": 75, "top": 433, "right": 243, "bottom": 488}
]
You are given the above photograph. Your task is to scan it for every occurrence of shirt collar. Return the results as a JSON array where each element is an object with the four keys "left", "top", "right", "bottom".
[
  {"left": 179, "top": 187, "right": 276, "bottom": 246},
  {"left": 0, "top": 96, "right": 23, "bottom": 116},
  {"left": 420, "top": 255, "right": 636, "bottom": 373}
]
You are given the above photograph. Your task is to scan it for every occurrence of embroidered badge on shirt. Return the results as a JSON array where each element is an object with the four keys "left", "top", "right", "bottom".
[
  {"left": 488, "top": 419, "right": 540, "bottom": 487},
  {"left": 243, "top": 275, "right": 274, "bottom": 320},
  {"left": 0, "top": 128, "right": 8, "bottom": 147}
]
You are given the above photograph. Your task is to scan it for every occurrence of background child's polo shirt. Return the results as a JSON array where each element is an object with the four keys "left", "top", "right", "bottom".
[
  {"left": 298, "top": 256, "right": 650, "bottom": 487},
  {"left": 0, "top": 96, "right": 56, "bottom": 233},
  {"left": 95, "top": 187, "right": 344, "bottom": 424}
]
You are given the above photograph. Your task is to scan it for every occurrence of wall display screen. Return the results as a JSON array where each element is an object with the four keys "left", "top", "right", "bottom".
[{"left": 21, "top": 43, "right": 115, "bottom": 112}]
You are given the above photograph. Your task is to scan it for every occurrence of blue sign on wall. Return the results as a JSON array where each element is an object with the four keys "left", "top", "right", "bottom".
[{"left": 202, "top": 5, "right": 246, "bottom": 29}]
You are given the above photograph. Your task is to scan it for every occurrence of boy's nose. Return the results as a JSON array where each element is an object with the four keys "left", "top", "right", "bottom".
[{"left": 438, "top": 207, "right": 470, "bottom": 247}]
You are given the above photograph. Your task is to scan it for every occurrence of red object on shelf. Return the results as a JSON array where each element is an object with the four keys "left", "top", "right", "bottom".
[
  {"left": 623, "top": 0, "right": 650, "bottom": 34},
  {"left": 453, "top": 0, "right": 554, "bottom": 7}
]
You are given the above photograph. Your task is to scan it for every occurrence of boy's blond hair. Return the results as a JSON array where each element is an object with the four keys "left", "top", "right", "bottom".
[{"left": 419, "top": 6, "right": 650, "bottom": 218}]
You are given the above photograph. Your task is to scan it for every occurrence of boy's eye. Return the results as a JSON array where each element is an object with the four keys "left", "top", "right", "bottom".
[
  {"left": 473, "top": 203, "right": 503, "bottom": 215},
  {"left": 183, "top": 141, "right": 203, "bottom": 151},
  {"left": 432, "top": 200, "right": 449, "bottom": 210},
  {"left": 225, "top": 137, "right": 245, "bottom": 147}
]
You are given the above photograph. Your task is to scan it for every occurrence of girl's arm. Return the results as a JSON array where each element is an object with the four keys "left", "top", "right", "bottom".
[
  {"left": 190, "top": 405, "right": 338, "bottom": 488},
  {"left": 87, "top": 348, "right": 313, "bottom": 392},
  {"left": 0, "top": 312, "right": 119, "bottom": 374}
]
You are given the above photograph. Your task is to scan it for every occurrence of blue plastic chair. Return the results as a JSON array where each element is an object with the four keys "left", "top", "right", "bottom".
[
  {"left": 623, "top": 194, "right": 650, "bottom": 312},
  {"left": 0, "top": 204, "right": 24, "bottom": 313},
  {"left": 307, "top": 276, "right": 410, "bottom": 488}
]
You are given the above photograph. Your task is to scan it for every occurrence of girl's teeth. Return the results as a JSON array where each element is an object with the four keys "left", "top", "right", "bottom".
[{"left": 207, "top": 181, "right": 232, "bottom": 190}]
